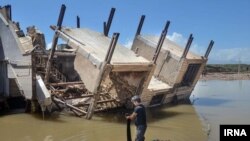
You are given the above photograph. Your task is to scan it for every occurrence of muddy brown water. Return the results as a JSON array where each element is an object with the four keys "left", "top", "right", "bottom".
[
  {"left": 0, "top": 101, "right": 207, "bottom": 141},
  {"left": 1, "top": 80, "right": 249, "bottom": 141},
  {"left": 0, "top": 103, "right": 206, "bottom": 141}
]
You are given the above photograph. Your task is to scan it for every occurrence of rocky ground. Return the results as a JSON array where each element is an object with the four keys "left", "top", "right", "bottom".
[{"left": 199, "top": 72, "right": 250, "bottom": 80}]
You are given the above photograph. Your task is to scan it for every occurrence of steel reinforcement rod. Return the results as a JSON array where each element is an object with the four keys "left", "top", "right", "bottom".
[
  {"left": 107, "top": 33, "right": 120, "bottom": 64},
  {"left": 44, "top": 4, "right": 66, "bottom": 83},
  {"left": 104, "top": 8, "right": 116, "bottom": 36},
  {"left": 104, "top": 34, "right": 115, "bottom": 62},
  {"left": 135, "top": 15, "right": 146, "bottom": 37},
  {"left": 181, "top": 34, "right": 193, "bottom": 59},
  {"left": 153, "top": 21, "right": 170, "bottom": 64},
  {"left": 76, "top": 15, "right": 80, "bottom": 28},
  {"left": 52, "top": 97, "right": 87, "bottom": 114},
  {"left": 204, "top": 40, "right": 214, "bottom": 58},
  {"left": 185, "top": 35, "right": 194, "bottom": 57},
  {"left": 104, "top": 33, "right": 120, "bottom": 64}
]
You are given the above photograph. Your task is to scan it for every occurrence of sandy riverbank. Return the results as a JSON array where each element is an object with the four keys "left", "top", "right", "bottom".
[{"left": 199, "top": 72, "right": 250, "bottom": 81}]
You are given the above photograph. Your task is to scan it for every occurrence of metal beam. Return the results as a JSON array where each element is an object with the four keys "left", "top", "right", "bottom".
[
  {"left": 152, "top": 21, "right": 170, "bottom": 64},
  {"left": 204, "top": 40, "right": 214, "bottom": 58},
  {"left": 56, "top": 4, "right": 66, "bottom": 30},
  {"left": 135, "top": 15, "right": 145, "bottom": 36},
  {"left": 50, "top": 81, "right": 83, "bottom": 86},
  {"left": 52, "top": 97, "right": 87, "bottom": 114},
  {"left": 76, "top": 15, "right": 80, "bottom": 28},
  {"left": 181, "top": 34, "right": 193, "bottom": 59},
  {"left": 103, "top": 22, "right": 107, "bottom": 37},
  {"left": 44, "top": 4, "right": 66, "bottom": 83},
  {"left": 104, "top": 35, "right": 115, "bottom": 62},
  {"left": 186, "top": 36, "right": 193, "bottom": 57},
  {"left": 104, "top": 8, "right": 116, "bottom": 36},
  {"left": 107, "top": 33, "right": 120, "bottom": 64}
]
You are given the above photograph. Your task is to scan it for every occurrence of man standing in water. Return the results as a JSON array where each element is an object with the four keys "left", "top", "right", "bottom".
[{"left": 126, "top": 95, "right": 147, "bottom": 141}]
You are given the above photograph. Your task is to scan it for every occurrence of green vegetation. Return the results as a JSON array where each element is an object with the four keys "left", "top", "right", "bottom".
[{"left": 205, "top": 64, "right": 250, "bottom": 73}]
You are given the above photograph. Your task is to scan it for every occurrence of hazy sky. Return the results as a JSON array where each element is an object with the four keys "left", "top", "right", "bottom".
[{"left": 1, "top": 0, "right": 250, "bottom": 64}]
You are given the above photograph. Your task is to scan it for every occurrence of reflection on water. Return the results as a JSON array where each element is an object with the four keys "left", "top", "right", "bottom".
[
  {"left": 0, "top": 101, "right": 207, "bottom": 141},
  {"left": 191, "top": 80, "right": 250, "bottom": 141}
]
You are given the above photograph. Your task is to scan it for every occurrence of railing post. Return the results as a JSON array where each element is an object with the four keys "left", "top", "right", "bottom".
[
  {"left": 77, "top": 15, "right": 80, "bottom": 28},
  {"left": 204, "top": 40, "right": 214, "bottom": 58},
  {"left": 44, "top": 4, "right": 66, "bottom": 83},
  {"left": 135, "top": 15, "right": 145, "bottom": 37},
  {"left": 181, "top": 34, "right": 193, "bottom": 59},
  {"left": 104, "top": 33, "right": 120, "bottom": 64},
  {"left": 152, "top": 21, "right": 170, "bottom": 64},
  {"left": 104, "top": 8, "right": 116, "bottom": 36}
]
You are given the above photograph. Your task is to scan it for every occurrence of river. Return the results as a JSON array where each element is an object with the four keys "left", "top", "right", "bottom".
[
  {"left": 191, "top": 80, "right": 250, "bottom": 141},
  {"left": 0, "top": 80, "right": 249, "bottom": 141}
]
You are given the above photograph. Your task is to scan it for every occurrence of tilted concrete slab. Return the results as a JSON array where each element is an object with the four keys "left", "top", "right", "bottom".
[
  {"left": 58, "top": 27, "right": 150, "bottom": 68},
  {"left": 53, "top": 27, "right": 154, "bottom": 94},
  {"left": 137, "top": 35, "right": 202, "bottom": 59}
]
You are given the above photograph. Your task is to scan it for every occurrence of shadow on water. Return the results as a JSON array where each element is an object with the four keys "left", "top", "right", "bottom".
[
  {"left": 95, "top": 99, "right": 194, "bottom": 124},
  {"left": 0, "top": 96, "right": 26, "bottom": 116},
  {"left": 94, "top": 107, "right": 132, "bottom": 124},
  {"left": 0, "top": 109, "right": 24, "bottom": 116},
  {"left": 30, "top": 112, "right": 68, "bottom": 123},
  {"left": 1, "top": 97, "right": 198, "bottom": 126},
  {"left": 1, "top": 97, "right": 67, "bottom": 123},
  {"left": 0, "top": 108, "right": 69, "bottom": 123},
  {"left": 95, "top": 109, "right": 181, "bottom": 124},
  {"left": 192, "top": 97, "right": 230, "bottom": 106},
  {"left": 147, "top": 99, "right": 194, "bottom": 122}
]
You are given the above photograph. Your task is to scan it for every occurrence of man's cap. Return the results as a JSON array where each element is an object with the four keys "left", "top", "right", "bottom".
[{"left": 131, "top": 95, "right": 140, "bottom": 101}]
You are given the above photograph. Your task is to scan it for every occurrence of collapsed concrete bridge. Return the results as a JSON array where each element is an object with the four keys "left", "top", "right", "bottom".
[{"left": 0, "top": 4, "right": 214, "bottom": 119}]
